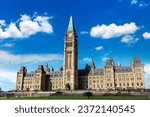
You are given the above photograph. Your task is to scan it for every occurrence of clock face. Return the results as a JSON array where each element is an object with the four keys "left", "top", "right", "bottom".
[{"left": 68, "top": 32, "right": 73, "bottom": 37}]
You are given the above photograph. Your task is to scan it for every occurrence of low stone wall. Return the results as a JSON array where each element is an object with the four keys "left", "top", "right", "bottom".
[
  {"left": 11, "top": 90, "right": 150, "bottom": 98},
  {"left": 14, "top": 91, "right": 57, "bottom": 97}
]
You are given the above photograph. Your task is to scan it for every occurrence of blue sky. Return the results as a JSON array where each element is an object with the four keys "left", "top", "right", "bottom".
[{"left": 0, "top": 0, "right": 150, "bottom": 91}]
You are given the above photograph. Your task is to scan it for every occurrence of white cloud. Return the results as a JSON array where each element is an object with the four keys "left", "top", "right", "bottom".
[
  {"left": 0, "top": 14, "right": 53, "bottom": 39},
  {"left": 102, "top": 57, "right": 109, "bottom": 62},
  {"left": 143, "top": 64, "right": 150, "bottom": 88},
  {"left": 83, "top": 58, "right": 91, "bottom": 62},
  {"left": 121, "top": 35, "right": 139, "bottom": 44},
  {"left": 131, "top": 0, "right": 138, "bottom": 5},
  {"left": 144, "top": 64, "right": 150, "bottom": 84},
  {"left": 139, "top": 1, "right": 149, "bottom": 8},
  {"left": 95, "top": 46, "right": 103, "bottom": 51},
  {"left": 0, "top": 69, "right": 16, "bottom": 83},
  {"left": 0, "top": 43, "right": 14, "bottom": 47},
  {"left": 0, "top": 20, "right": 6, "bottom": 27},
  {"left": 130, "top": 0, "right": 149, "bottom": 8},
  {"left": 144, "top": 64, "right": 150, "bottom": 76},
  {"left": 90, "top": 22, "right": 139, "bottom": 39},
  {"left": 80, "top": 31, "right": 89, "bottom": 35},
  {"left": 0, "top": 50, "right": 63, "bottom": 64},
  {"left": 120, "top": 0, "right": 149, "bottom": 8},
  {"left": 143, "top": 32, "right": 150, "bottom": 39}
]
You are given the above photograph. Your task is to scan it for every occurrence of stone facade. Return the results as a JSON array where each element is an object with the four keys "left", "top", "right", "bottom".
[
  {"left": 78, "top": 58, "right": 145, "bottom": 90},
  {"left": 16, "top": 17, "right": 145, "bottom": 91}
]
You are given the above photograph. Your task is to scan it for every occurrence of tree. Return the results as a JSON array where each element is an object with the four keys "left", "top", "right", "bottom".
[{"left": 84, "top": 92, "right": 92, "bottom": 99}]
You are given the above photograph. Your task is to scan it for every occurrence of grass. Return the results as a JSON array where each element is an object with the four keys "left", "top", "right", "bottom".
[{"left": 0, "top": 95, "right": 148, "bottom": 100}]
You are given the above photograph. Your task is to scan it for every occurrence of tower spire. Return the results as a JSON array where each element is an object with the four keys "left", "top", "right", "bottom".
[
  {"left": 64, "top": 15, "right": 78, "bottom": 90},
  {"left": 68, "top": 16, "right": 75, "bottom": 31},
  {"left": 90, "top": 58, "right": 96, "bottom": 70}
]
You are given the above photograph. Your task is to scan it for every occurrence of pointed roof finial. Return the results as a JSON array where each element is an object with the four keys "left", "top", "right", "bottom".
[
  {"left": 68, "top": 16, "right": 74, "bottom": 31},
  {"left": 91, "top": 58, "right": 96, "bottom": 69}
]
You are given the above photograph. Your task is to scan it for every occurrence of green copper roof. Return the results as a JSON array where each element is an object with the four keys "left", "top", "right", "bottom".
[{"left": 68, "top": 16, "right": 74, "bottom": 31}]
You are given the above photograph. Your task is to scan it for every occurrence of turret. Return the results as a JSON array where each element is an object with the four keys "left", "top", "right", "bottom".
[
  {"left": 45, "top": 63, "right": 50, "bottom": 73},
  {"left": 16, "top": 66, "right": 27, "bottom": 90},
  {"left": 37, "top": 65, "right": 45, "bottom": 72},
  {"left": 90, "top": 58, "right": 96, "bottom": 70},
  {"left": 36, "top": 65, "right": 46, "bottom": 90},
  {"left": 131, "top": 58, "right": 145, "bottom": 89},
  {"left": 50, "top": 67, "right": 54, "bottom": 72},
  {"left": 105, "top": 59, "right": 114, "bottom": 67},
  {"left": 105, "top": 59, "right": 115, "bottom": 90},
  {"left": 131, "top": 57, "right": 142, "bottom": 67}
]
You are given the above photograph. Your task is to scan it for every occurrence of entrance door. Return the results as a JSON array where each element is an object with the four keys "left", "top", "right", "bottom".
[{"left": 65, "top": 83, "right": 71, "bottom": 90}]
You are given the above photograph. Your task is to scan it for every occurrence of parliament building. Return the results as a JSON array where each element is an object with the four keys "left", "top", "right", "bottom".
[{"left": 16, "top": 17, "right": 145, "bottom": 91}]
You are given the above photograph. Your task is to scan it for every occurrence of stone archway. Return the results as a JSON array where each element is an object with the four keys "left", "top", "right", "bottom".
[{"left": 65, "top": 83, "right": 71, "bottom": 90}]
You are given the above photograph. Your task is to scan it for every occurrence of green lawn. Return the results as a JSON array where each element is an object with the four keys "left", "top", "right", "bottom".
[{"left": 0, "top": 95, "right": 148, "bottom": 100}]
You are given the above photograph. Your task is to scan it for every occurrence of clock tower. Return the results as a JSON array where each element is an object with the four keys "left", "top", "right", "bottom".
[{"left": 63, "top": 16, "right": 78, "bottom": 90}]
